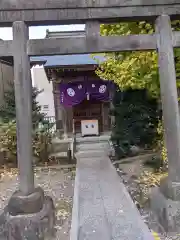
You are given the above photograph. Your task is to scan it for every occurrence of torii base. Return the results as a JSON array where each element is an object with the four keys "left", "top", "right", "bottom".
[
  {"left": 150, "top": 177, "right": 180, "bottom": 233},
  {"left": 1, "top": 188, "right": 56, "bottom": 240}
]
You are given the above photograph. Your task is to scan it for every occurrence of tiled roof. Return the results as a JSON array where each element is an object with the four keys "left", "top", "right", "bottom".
[{"left": 30, "top": 54, "right": 105, "bottom": 67}]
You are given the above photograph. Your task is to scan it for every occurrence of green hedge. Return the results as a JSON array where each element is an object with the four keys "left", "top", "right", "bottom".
[{"left": 111, "top": 88, "right": 160, "bottom": 158}]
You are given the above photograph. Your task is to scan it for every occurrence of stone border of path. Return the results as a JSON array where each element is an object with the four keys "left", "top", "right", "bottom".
[
  {"left": 34, "top": 164, "right": 76, "bottom": 171},
  {"left": 1, "top": 153, "right": 155, "bottom": 174},
  {"left": 112, "top": 152, "right": 158, "bottom": 165}
]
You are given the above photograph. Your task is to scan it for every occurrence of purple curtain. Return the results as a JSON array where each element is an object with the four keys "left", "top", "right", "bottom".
[
  {"left": 87, "top": 81, "right": 110, "bottom": 101},
  {"left": 60, "top": 81, "right": 86, "bottom": 107},
  {"left": 60, "top": 80, "right": 113, "bottom": 107}
]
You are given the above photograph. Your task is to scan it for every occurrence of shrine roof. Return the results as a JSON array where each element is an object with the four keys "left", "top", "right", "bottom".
[{"left": 30, "top": 54, "right": 105, "bottom": 68}]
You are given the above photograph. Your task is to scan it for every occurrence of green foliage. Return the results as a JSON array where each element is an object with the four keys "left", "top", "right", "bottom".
[
  {"left": 112, "top": 89, "right": 160, "bottom": 158},
  {"left": 33, "top": 128, "right": 52, "bottom": 163},
  {"left": 0, "top": 81, "right": 45, "bottom": 125},
  {"left": 95, "top": 21, "right": 180, "bottom": 164},
  {"left": 143, "top": 120, "right": 168, "bottom": 172},
  {"left": 0, "top": 121, "right": 17, "bottom": 163},
  {"left": 95, "top": 21, "right": 180, "bottom": 98},
  {"left": 32, "top": 87, "right": 46, "bottom": 126},
  {"left": 156, "top": 121, "right": 168, "bottom": 171},
  {"left": 0, "top": 121, "right": 53, "bottom": 166}
]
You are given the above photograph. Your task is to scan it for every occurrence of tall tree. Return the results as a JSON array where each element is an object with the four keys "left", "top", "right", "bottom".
[
  {"left": 95, "top": 21, "right": 180, "bottom": 98},
  {"left": 0, "top": 81, "right": 45, "bottom": 125},
  {"left": 95, "top": 21, "right": 178, "bottom": 159}
]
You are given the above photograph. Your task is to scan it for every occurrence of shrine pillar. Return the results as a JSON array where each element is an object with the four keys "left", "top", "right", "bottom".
[
  {"left": 53, "top": 80, "right": 69, "bottom": 138},
  {"left": 110, "top": 87, "right": 115, "bottom": 128},
  {"left": 151, "top": 15, "right": 180, "bottom": 232},
  {"left": 4, "top": 21, "right": 55, "bottom": 240}
]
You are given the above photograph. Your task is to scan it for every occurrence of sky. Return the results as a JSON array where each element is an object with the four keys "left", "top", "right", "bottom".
[{"left": 0, "top": 24, "right": 85, "bottom": 40}]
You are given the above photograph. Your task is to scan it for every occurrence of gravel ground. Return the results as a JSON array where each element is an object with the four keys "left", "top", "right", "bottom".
[{"left": 0, "top": 166, "right": 75, "bottom": 240}]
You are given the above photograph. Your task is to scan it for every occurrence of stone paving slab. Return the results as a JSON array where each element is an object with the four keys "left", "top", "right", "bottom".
[{"left": 72, "top": 155, "right": 154, "bottom": 240}]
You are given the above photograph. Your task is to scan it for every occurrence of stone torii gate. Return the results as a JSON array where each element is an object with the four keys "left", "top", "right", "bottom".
[{"left": 1, "top": 0, "right": 180, "bottom": 239}]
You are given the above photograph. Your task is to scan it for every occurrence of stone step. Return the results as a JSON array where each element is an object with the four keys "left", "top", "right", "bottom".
[
  {"left": 76, "top": 142, "right": 109, "bottom": 151},
  {"left": 76, "top": 135, "right": 110, "bottom": 144},
  {"left": 52, "top": 137, "right": 72, "bottom": 144},
  {"left": 50, "top": 152, "right": 68, "bottom": 158},
  {"left": 75, "top": 149, "right": 109, "bottom": 158}
]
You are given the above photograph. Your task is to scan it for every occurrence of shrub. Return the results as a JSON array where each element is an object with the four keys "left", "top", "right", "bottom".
[
  {"left": 33, "top": 128, "right": 53, "bottom": 163},
  {"left": 111, "top": 89, "right": 160, "bottom": 158},
  {"left": 0, "top": 121, "right": 17, "bottom": 163},
  {"left": 145, "top": 120, "right": 168, "bottom": 172},
  {"left": 0, "top": 121, "right": 53, "bottom": 166}
]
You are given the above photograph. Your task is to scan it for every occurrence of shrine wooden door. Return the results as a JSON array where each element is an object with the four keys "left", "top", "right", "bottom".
[{"left": 73, "top": 99, "right": 102, "bottom": 133}]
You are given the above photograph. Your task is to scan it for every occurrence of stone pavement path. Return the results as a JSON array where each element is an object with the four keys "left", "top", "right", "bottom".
[
  {"left": 0, "top": 166, "right": 75, "bottom": 240},
  {"left": 74, "top": 152, "right": 154, "bottom": 240}
]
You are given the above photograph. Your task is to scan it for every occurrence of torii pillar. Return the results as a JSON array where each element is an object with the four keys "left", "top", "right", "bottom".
[
  {"left": 151, "top": 15, "right": 180, "bottom": 232},
  {"left": 4, "top": 21, "right": 55, "bottom": 240}
]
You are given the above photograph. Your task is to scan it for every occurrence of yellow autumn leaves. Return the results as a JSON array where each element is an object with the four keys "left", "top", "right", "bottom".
[{"left": 152, "top": 231, "right": 161, "bottom": 239}]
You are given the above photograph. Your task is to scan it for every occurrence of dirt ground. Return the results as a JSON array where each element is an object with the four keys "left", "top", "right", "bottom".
[{"left": 0, "top": 166, "right": 75, "bottom": 240}]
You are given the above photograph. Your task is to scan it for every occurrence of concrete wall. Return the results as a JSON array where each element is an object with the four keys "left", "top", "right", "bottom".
[
  {"left": 0, "top": 61, "right": 14, "bottom": 104},
  {"left": 31, "top": 65, "right": 55, "bottom": 118}
]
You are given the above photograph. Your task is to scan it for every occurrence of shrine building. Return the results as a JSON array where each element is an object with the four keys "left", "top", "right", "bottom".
[{"left": 32, "top": 30, "right": 113, "bottom": 138}]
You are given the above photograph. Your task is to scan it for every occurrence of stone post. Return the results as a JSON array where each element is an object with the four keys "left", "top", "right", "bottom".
[
  {"left": 13, "top": 21, "right": 34, "bottom": 195},
  {"left": 3, "top": 21, "right": 55, "bottom": 240},
  {"left": 62, "top": 107, "right": 68, "bottom": 138},
  {"left": 151, "top": 15, "right": 180, "bottom": 232},
  {"left": 156, "top": 15, "right": 180, "bottom": 185}
]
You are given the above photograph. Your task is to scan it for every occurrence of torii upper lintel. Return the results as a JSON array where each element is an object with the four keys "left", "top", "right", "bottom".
[{"left": 0, "top": 0, "right": 180, "bottom": 26}]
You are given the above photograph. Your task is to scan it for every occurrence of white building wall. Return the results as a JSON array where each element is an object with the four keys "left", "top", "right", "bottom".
[{"left": 31, "top": 65, "right": 55, "bottom": 118}]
